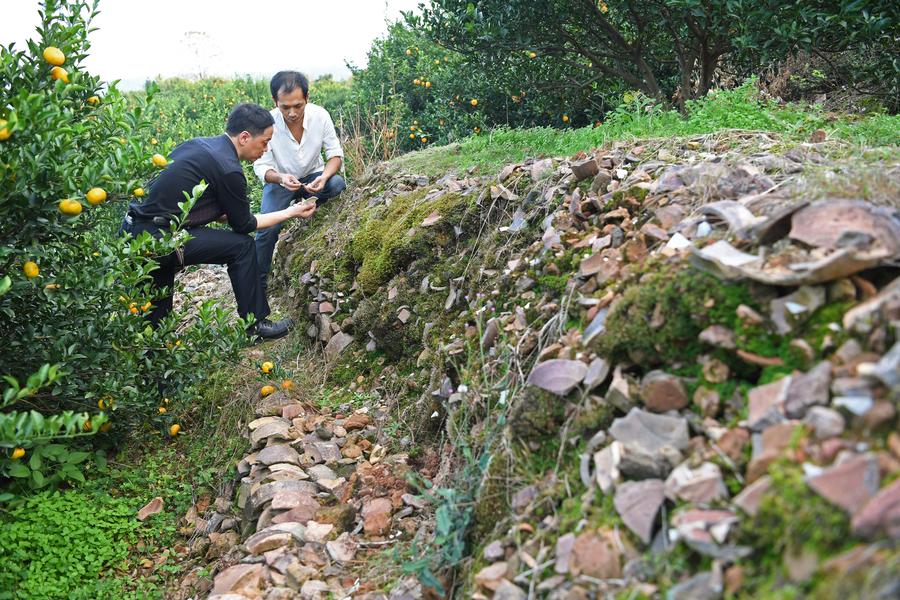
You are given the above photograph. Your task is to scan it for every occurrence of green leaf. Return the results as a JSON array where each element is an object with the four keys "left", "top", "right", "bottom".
[{"left": 8, "top": 462, "right": 30, "bottom": 477}]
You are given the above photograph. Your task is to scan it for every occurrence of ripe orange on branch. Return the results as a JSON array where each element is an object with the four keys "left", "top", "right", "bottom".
[
  {"left": 151, "top": 153, "right": 168, "bottom": 167},
  {"left": 23, "top": 261, "right": 39, "bottom": 278},
  {"left": 0, "top": 119, "right": 11, "bottom": 141},
  {"left": 11, "top": 448, "right": 25, "bottom": 460},
  {"left": 42, "top": 46, "right": 65, "bottom": 66},
  {"left": 59, "top": 198, "right": 83, "bottom": 215},
  {"left": 50, "top": 66, "right": 69, "bottom": 83},
  {"left": 260, "top": 385, "right": 276, "bottom": 397},
  {"left": 86, "top": 187, "right": 107, "bottom": 205}
]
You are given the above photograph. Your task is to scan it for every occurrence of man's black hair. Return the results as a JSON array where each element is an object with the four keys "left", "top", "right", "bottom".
[
  {"left": 270, "top": 71, "right": 309, "bottom": 101},
  {"left": 225, "top": 103, "right": 274, "bottom": 136}
]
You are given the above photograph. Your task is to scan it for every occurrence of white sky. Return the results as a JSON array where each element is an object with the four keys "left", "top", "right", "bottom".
[{"left": 3, "top": 0, "right": 423, "bottom": 89}]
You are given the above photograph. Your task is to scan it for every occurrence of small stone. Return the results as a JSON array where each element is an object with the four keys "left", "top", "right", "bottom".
[
  {"left": 736, "top": 304, "right": 764, "bottom": 326},
  {"left": 732, "top": 476, "right": 771, "bottom": 517},
  {"left": 716, "top": 428, "right": 750, "bottom": 463},
  {"left": 693, "top": 387, "right": 720, "bottom": 418},
  {"left": 212, "top": 564, "right": 266, "bottom": 596},
  {"left": 493, "top": 580, "right": 527, "bottom": 600},
  {"left": 344, "top": 412, "right": 373, "bottom": 430},
  {"left": 699, "top": 325, "right": 736, "bottom": 349},
  {"left": 484, "top": 540, "right": 505, "bottom": 562},
  {"left": 861, "top": 400, "right": 897, "bottom": 432},
  {"left": 807, "top": 453, "right": 880, "bottom": 514},
  {"left": 324, "top": 332, "right": 354, "bottom": 362},
  {"left": 315, "top": 504, "right": 356, "bottom": 533},
  {"left": 300, "top": 579, "right": 330, "bottom": 598},
  {"left": 511, "top": 485, "right": 538, "bottom": 511},
  {"left": 701, "top": 357, "right": 730, "bottom": 384},
  {"left": 614, "top": 479, "right": 665, "bottom": 544},
  {"left": 570, "top": 530, "right": 621, "bottom": 579},
  {"left": 747, "top": 377, "right": 790, "bottom": 431},
  {"left": 362, "top": 497, "right": 393, "bottom": 536},
  {"left": 770, "top": 286, "right": 825, "bottom": 334},
  {"left": 554, "top": 533, "right": 576, "bottom": 574},
  {"left": 640, "top": 370, "right": 688, "bottom": 412},
  {"left": 303, "top": 520, "right": 335, "bottom": 543},
  {"left": 285, "top": 561, "right": 318, "bottom": 590},
  {"left": 851, "top": 478, "right": 900, "bottom": 540},
  {"left": 257, "top": 444, "right": 302, "bottom": 467},
  {"left": 666, "top": 570, "right": 722, "bottom": 600},
  {"left": 665, "top": 462, "right": 728, "bottom": 504},
  {"left": 474, "top": 561, "right": 508, "bottom": 591},
  {"left": 325, "top": 532, "right": 357, "bottom": 562},
  {"left": 784, "top": 361, "right": 831, "bottom": 419},
  {"left": 803, "top": 406, "right": 845, "bottom": 439}
]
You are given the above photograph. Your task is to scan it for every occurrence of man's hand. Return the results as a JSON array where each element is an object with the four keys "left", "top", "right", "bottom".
[
  {"left": 289, "top": 200, "right": 316, "bottom": 220},
  {"left": 305, "top": 174, "right": 329, "bottom": 194},
  {"left": 279, "top": 173, "right": 302, "bottom": 192}
]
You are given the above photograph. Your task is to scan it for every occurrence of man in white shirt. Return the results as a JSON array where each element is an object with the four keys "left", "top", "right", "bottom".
[{"left": 253, "top": 71, "right": 346, "bottom": 292}]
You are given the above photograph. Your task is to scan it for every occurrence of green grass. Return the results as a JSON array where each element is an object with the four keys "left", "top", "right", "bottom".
[{"left": 388, "top": 81, "right": 899, "bottom": 177}]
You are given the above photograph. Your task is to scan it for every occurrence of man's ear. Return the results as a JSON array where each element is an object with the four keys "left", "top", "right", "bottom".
[{"left": 238, "top": 131, "right": 252, "bottom": 145}]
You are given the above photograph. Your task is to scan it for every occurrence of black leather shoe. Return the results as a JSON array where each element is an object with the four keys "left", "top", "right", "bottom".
[{"left": 248, "top": 318, "right": 293, "bottom": 341}]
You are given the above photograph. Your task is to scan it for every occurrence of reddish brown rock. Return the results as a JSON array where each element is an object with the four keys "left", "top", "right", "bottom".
[
  {"left": 474, "top": 561, "right": 508, "bottom": 591},
  {"left": 570, "top": 530, "right": 621, "bottom": 579},
  {"left": 717, "top": 428, "right": 750, "bottom": 463},
  {"left": 640, "top": 370, "right": 688, "bottom": 413},
  {"left": 807, "top": 454, "right": 880, "bottom": 514},
  {"left": 362, "top": 497, "right": 393, "bottom": 536},
  {"left": 746, "top": 422, "right": 802, "bottom": 482},
  {"left": 851, "top": 478, "right": 900, "bottom": 540},
  {"left": 343, "top": 412, "right": 373, "bottom": 431}
]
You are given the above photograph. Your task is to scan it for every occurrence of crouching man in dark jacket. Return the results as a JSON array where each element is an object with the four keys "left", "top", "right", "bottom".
[{"left": 121, "top": 103, "right": 315, "bottom": 340}]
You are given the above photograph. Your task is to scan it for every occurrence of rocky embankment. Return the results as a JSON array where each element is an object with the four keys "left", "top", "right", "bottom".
[{"left": 180, "top": 131, "right": 899, "bottom": 599}]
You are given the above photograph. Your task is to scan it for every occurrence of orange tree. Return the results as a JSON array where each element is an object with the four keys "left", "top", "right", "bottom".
[
  {"left": 348, "top": 21, "right": 616, "bottom": 151},
  {"left": 0, "top": 0, "right": 247, "bottom": 498},
  {"left": 414, "top": 0, "right": 898, "bottom": 110}
]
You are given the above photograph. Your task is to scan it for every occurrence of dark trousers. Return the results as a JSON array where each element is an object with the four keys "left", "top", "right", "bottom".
[{"left": 122, "top": 221, "right": 270, "bottom": 326}]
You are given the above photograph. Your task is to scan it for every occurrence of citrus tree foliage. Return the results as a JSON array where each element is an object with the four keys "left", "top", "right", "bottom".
[
  {"left": 414, "top": 0, "right": 898, "bottom": 107},
  {"left": 0, "top": 0, "right": 247, "bottom": 496},
  {"left": 348, "top": 21, "right": 617, "bottom": 153}
]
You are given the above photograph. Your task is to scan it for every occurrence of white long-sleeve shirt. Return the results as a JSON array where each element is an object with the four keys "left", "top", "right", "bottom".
[{"left": 253, "top": 103, "right": 343, "bottom": 182}]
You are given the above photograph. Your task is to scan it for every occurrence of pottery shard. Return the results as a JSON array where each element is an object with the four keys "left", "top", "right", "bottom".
[
  {"left": 554, "top": 533, "right": 576, "bottom": 574},
  {"left": 250, "top": 421, "right": 291, "bottom": 446},
  {"left": 784, "top": 361, "right": 831, "bottom": 419},
  {"left": 475, "top": 561, "right": 508, "bottom": 591},
  {"left": 747, "top": 377, "right": 790, "bottom": 431},
  {"left": 362, "top": 497, "right": 393, "bottom": 536},
  {"left": 571, "top": 158, "right": 600, "bottom": 181},
  {"left": 614, "top": 479, "right": 665, "bottom": 544},
  {"left": 665, "top": 462, "right": 729, "bottom": 504},
  {"left": 137, "top": 497, "right": 164, "bottom": 521},
  {"left": 343, "top": 412, "right": 372, "bottom": 430},
  {"left": 807, "top": 453, "right": 880, "bottom": 514},
  {"left": 851, "top": 478, "right": 900, "bottom": 540},
  {"left": 610, "top": 408, "right": 690, "bottom": 454},
  {"left": 733, "top": 475, "right": 772, "bottom": 517},
  {"left": 789, "top": 199, "right": 900, "bottom": 254},
  {"left": 244, "top": 523, "right": 306, "bottom": 555},
  {"left": 255, "top": 391, "right": 290, "bottom": 417},
  {"left": 570, "top": 530, "right": 621, "bottom": 579},
  {"left": 251, "top": 480, "right": 319, "bottom": 512},
  {"left": 212, "top": 563, "right": 266, "bottom": 595},
  {"left": 257, "top": 444, "right": 302, "bottom": 467},
  {"left": 324, "top": 332, "right": 354, "bottom": 362},
  {"left": 326, "top": 531, "right": 357, "bottom": 562},
  {"left": 527, "top": 359, "right": 588, "bottom": 396},
  {"left": 640, "top": 370, "right": 688, "bottom": 412}
]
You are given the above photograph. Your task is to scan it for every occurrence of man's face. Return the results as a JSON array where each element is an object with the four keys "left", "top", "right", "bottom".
[
  {"left": 275, "top": 87, "right": 307, "bottom": 125},
  {"left": 240, "top": 126, "right": 273, "bottom": 161}
]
